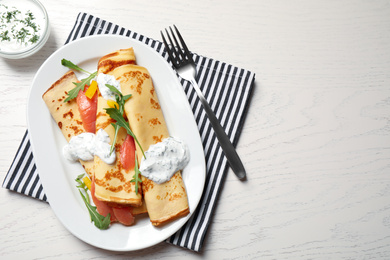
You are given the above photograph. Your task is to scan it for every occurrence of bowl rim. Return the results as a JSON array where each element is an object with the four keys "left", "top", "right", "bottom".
[{"left": 0, "top": 0, "right": 50, "bottom": 59}]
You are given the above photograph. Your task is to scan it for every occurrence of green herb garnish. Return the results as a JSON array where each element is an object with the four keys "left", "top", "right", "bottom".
[
  {"left": 104, "top": 84, "right": 132, "bottom": 154},
  {"left": 0, "top": 7, "right": 40, "bottom": 44},
  {"left": 130, "top": 153, "right": 142, "bottom": 195},
  {"left": 4, "top": 10, "right": 20, "bottom": 23},
  {"left": 14, "top": 27, "right": 30, "bottom": 43},
  {"left": 61, "top": 59, "right": 92, "bottom": 75},
  {"left": 75, "top": 173, "right": 90, "bottom": 203},
  {"left": 0, "top": 30, "right": 10, "bottom": 41},
  {"left": 63, "top": 72, "right": 97, "bottom": 102},
  {"left": 23, "top": 11, "right": 39, "bottom": 32},
  {"left": 104, "top": 85, "right": 145, "bottom": 158},
  {"left": 102, "top": 85, "right": 145, "bottom": 193},
  {"left": 61, "top": 59, "right": 98, "bottom": 102},
  {"left": 29, "top": 34, "right": 39, "bottom": 44},
  {"left": 75, "top": 174, "right": 111, "bottom": 230}
]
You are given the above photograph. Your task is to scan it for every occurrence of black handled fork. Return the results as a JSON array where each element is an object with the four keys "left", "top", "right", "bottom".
[{"left": 161, "top": 25, "right": 246, "bottom": 180}]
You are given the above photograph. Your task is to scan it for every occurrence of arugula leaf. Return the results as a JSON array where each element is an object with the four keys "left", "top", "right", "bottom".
[
  {"left": 63, "top": 71, "right": 97, "bottom": 103},
  {"left": 61, "top": 59, "right": 92, "bottom": 75},
  {"left": 105, "top": 107, "right": 145, "bottom": 158},
  {"left": 78, "top": 190, "right": 111, "bottom": 230},
  {"left": 105, "top": 83, "right": 122, "bottom": 98},
  {"left": 75, "top": 173, "right": 87, "bottom": 188},
  {"left": 75, "top": 174, "right": 111, "bottom": 230},
  {"left": 103, "top": 84, "right": 145, "bottom": 158},
  {"left": 130, "top": 152, "right": 142, "bottom": 195},
  {"left": 75, "top": 173, "right": 90, "bottom": 204},
  {"left": 109, "top": 122, "right": 120, "bottom": 154},
  {"left": 105, "top": 85, "right": 129, "bottom": 154},
  {"left": 105, "top": 84, "right": 132, "bottom": 106},
  {"left": 61, "top": 59, "right": 98, "bottom": 103}
]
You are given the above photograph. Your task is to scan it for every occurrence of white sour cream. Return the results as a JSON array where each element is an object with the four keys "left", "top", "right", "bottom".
[
  {"left": 63, "top": 129, "right": 116, "bottom": 164},
  {"left": 139, "top": 137, "right": 189, "bottom": 184},
  {"left": 0, "top": 1, "right": 46, "bottom": 53},
  {"left": 96, "top": 73, "right": 121, "bottom": 101}
]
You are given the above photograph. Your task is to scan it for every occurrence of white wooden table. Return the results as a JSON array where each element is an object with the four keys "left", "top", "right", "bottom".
[{"left": 1, "top": 0, "right": 390, "bottom": 259}]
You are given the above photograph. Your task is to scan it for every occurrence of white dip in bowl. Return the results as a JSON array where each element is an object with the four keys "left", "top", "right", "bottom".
[{"left": 0, "top": 0, "right": 50, "bottom": 59}]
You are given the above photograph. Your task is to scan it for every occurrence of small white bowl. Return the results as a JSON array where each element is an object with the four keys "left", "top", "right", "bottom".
[{"left": 0, "top": 0, "right": 50, "bottom": 59}]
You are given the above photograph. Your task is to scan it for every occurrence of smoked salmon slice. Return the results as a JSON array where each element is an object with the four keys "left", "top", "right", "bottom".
[
  {"left": 120, "top": 134, "right": 136, "bottom": 171},
  {"left": 76, "top": 85, "right": 97, "bottom": 133},
  {"left": 91, "top": 176, "right": 117, "bottom": 223},
  {"left": 112, "top": 207, "right": 135, "bottom": 226},
  {"left": 91, "top": 175, "right": 135, "bottom": 225}
]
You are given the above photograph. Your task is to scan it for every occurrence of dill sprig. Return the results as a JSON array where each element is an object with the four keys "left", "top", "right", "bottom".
[
  {"left": 0, "top": 5, "right": 41, "bottom": 44},
  {"left": 0, "top": 30, "right": 11, "bottom": 41}
]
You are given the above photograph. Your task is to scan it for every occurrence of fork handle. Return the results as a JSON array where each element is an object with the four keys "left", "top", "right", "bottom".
[{"left": 189, "top": 78, "right": 246, "bottom": 180}]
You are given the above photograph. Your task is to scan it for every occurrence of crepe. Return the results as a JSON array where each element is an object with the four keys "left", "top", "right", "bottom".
[
  {"left": 111, "top": 64, "right": 190, "bottom": 226},
  {"left": 43, "top": 60, "right": 146, "bottom": 219},
  {"left": 93, "top": 48, "right": 143, "bottom": 207},
  {"left": 42, "top": 71, "right": 94, "bottom": 178},
  {"left": 97, "top": 47, "right": 136, "bottom": 74},
  {"left": 45, "top": 47, "right": 188, "bottom": 226}
]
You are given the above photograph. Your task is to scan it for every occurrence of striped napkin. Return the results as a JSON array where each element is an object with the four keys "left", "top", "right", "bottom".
[{"left": 2, "top": 13, "right": 255, "bottom": 252}]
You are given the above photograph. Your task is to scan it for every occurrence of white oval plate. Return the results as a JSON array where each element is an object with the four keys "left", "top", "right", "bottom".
[{"left": 27, "top": 35, "right": 205, "bottom": 251}]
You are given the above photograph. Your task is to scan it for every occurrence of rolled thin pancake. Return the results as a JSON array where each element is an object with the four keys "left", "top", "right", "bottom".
[
  {"left": 43, "top": 68, "right": 146, "bottom": 218},
  {"left": 97, "top": 47, "right": 136, "bottom": 75},
  {"left": 112, "top": 64, "right": 190, "bottom": 226},
  {"left": 94, "top": 47, "right": 144, "bottom": 208},
  {"left": 93, "top": 82, "right": 143, "bottom": 207},
  {"left": 42, "top": 71, "right": 94, "bottom": 178},
  {"left": 96, "top": 47, "right": 148, "bottom": 213}
]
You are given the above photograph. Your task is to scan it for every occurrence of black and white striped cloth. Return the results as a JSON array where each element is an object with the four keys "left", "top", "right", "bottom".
[{"left": 2, "top": 13, "right": 255, "bottom": 252}]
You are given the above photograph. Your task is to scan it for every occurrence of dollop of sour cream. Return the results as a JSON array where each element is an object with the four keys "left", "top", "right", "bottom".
[
  {"left": 139, "top": 137, "right": 190, "bottom": 184},
  {"left": 64, "top": 74, "right": 121, "bottom": 164},
  {"left": 96, "top": 73, "right": 121, "bottom": 101},
  {"left": 63, "top": 129, "right": 116, "bottom": 164}
]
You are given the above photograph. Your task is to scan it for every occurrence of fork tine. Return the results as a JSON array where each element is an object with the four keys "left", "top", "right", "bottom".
[
  {"left": 165, "top": 28, "right": 180, "bottom": 59},
  {"left": 161, "top": 30, "right": 177, "bottom": 66},
  {"left": 161, "top": 25, "right": 194, "bottom": 68},
  {"left": 160, "top": 31, "right": 169, "bottom": 51},
  {"left": 164, "top": 28, "right": 174, "bottom": 46},
  {"left": 169, "top": 26, "right": 186, "bottom": 60},
  {"left": 173, "top": 25, "right": 194, "bottom": 63}
]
